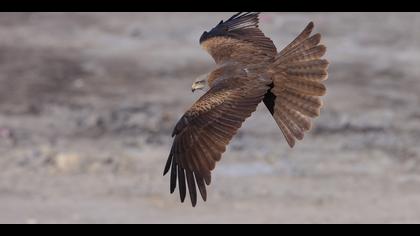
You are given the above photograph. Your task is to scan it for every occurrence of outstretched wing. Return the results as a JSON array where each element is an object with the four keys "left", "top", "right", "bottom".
[
  {"left": 199, "top": 12, "right": 277, "bottom": 65},
  {"left": 164, "top": 73, "right": 270, "bottom": 207},
  {"left": 265, "top": 22, "right": 329, "bottom": 147}
]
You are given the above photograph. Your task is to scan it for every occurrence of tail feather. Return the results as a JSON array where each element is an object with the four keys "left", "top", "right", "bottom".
[
  {"left": 279, "top": 45, "right": 327, "bottom": 64},
  {"left": 284, "top": 78, "right": 326, "bottom": 96},
  {"left": 273, "top": 112, "right": 296, "bottom": 147},
  {"left": 286, "top": 59, "right": 329, "bottom": 70},
  {"left": 276, "top": 90, "right": 322, "bottom": 118},
  {"left": 274, "top": 104, "right": 304, "bottom": 141},
  {"left": 280, "top": 34, "right": 321, "bottom": 58},
  {"left": 286, "top": 68, "right": 328, "bottom": 82},
  {"left": 276, "top": 99, "right": 312, "bottom": 131},
  {"left": 264, "top": 21, "right": 328, "bottom": 147},
  {"left": 278, "top": 22, "right": 314, "bottom": 56}
]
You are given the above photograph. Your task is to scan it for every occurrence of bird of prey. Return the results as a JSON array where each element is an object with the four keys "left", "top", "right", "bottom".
[{"left": 164, "top": 12, "right": 329, "bottom": 207}]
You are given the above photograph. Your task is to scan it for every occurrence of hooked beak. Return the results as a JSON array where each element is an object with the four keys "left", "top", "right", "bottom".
[{"left": 191, "top": 82, "right": 205, "bottom": 93}]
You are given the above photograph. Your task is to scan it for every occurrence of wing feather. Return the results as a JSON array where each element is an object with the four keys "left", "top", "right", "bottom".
[
  {"left": 199, "top": 12, "right": 276, "bottom": 65},
  {"left": 185, "top": 170, "right": 197, "bottom": 207},
  {"left": 177, "top": 165, "right": 187, "bottom": 202},
  {"left": 170, "top": 153, "right": 177, "bottom": 193},
  {"left": 194, "top": 172, "right": 207, "bottom": 202},
  {"left": 165, "top": 73, "right": 269, "bottom": 206}
]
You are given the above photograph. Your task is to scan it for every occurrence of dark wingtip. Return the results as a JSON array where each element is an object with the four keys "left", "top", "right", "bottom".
[
  {"left": 163, "top": 147, "right": 174, "bottom": 176},
  {"left": 178, "top": 166, "right": 187, "bottom": 202},
  {"left": 289, "top": 141, "right": 295, "bottom": 148},
  {"left": 204, "top": 175, "right": 211, "bottom": 185},
  {"left": 227, "top": 12, "right": 242, "bottom": 21},
  {"left": 163, "top": 159, "right": 171, "bottom": 176},
  {"left": 199, "top": 12, "right": 261, "bottom": 45},
  {"left": 190, "top": 196, "right": 197, "bottom": 207},
  {"left": 307, "top": 21, "right": 315, "bottom": 31},
  {"left": 169, "top": 156, "right": 177, "bottom": 193}
]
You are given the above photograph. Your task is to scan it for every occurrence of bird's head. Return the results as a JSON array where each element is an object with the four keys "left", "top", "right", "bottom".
[{"left": 191, "top": 73, "right": 209, "bottom": 93}]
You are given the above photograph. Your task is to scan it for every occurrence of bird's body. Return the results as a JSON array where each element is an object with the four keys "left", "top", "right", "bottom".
[{"left": 164, "top": 12, "right": 329, "bottom": 206}]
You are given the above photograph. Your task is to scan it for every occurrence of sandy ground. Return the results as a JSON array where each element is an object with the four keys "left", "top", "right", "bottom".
[{"left": 1, "top": 12, "right": 420, "bottom": 224}]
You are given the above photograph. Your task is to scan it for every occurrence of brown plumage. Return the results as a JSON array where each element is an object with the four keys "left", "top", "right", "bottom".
[{"left": 164, "top": 12, "right": 329, "bottom": 206}]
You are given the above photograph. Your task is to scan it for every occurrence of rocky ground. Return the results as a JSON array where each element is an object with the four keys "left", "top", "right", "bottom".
[{"left": 1, "top": 12, "right": 420, "bottom": 223}]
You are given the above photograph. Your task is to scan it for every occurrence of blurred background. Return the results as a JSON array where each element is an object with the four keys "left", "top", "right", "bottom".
[{"left": 0, "top": 12, "right": 420, "bottom": 223}]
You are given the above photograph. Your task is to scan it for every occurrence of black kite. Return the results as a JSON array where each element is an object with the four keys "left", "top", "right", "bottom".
[{"left": 164, "top": 12, "right": 329, "bottom": 206}]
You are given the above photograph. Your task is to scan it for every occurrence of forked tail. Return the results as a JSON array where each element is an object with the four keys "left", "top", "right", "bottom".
[{"left": 264, "top": 22, "right": 329, "bottom": 147}]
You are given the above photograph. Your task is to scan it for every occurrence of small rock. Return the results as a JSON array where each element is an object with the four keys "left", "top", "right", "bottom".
[{"left": 55, "top": 152, "right": 81, "bottom": 173}]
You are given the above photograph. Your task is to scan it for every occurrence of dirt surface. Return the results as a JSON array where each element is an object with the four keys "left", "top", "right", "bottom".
[{"left": 1, "top": 12, "right": 420, "bottom": 224}]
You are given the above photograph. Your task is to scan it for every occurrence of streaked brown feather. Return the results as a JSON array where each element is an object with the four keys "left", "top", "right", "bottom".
[
  {"left": 278, "top": 45, "right": 326, "bottom": 64},
  {"left": 286, "top": 68, "right": 328, "bottom": 81},
  {"left": 280, "top": 34, "right": 321, "bottom": 58},
  {"left": 277, "top": 99, "right": 312, "bottom": 131},
  {"left": 284, "top": 78, "right": 326, "bottom": 96},
  {"left": 276, "top": 90, "right": 322, "bottom": 118},
  {"left": 193, "top": 134, "right": 217, "bottom": 169},
  {"left": 286, "top": 59, "right": 329, "bottom": 70},
  {"left": 203, "top": 127, "right": 227, "bottom": 153},
  {"left": 273, "top": 112, "right": 296, "bottom": 147},
  {"left": 274, "top": 103, "right": 304, "bottom": 140},
  {"left": 265, "top": 21, "right": 329, "bottom": 147}
]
